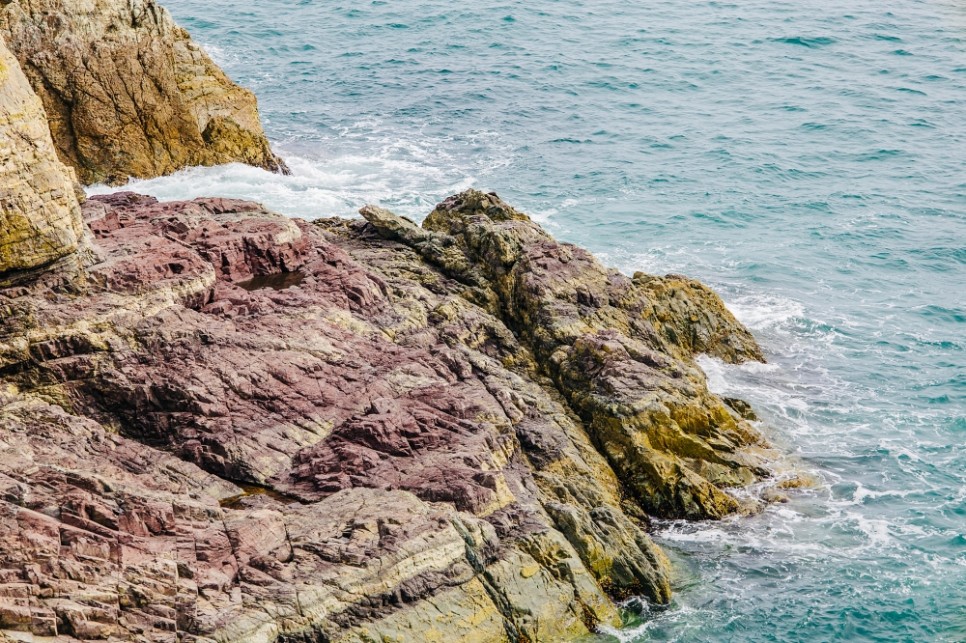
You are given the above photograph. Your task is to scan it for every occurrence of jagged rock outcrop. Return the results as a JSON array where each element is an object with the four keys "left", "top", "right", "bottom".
[
  {"left": 0, "top": 38, "right": 84, "bottom": 274},
  {"left": 360, "top": 191, "right": 771, "bottom": 519},
  {"left": 0, "top": 0, "right": 287, "bottom": 186},
  {"left": 0, "top": 190, "right": 781, "bottom": 641}
]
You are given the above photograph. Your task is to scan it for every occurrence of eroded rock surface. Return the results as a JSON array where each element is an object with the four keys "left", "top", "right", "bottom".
[
  {"left": 0, "top": 39, "right": 84, "bottom": 275},
  {"left": 0, "top": 190, "right": 778, "bottom": 641},
  {"left": 360, "top": 191, "right": 771, "bottom": 519},
  {"left": 0, "top": 0, "right": 287, "bottom": 185}
]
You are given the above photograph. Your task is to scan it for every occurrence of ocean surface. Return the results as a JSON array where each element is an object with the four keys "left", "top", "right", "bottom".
[{"left": 90, "top": 0, "right": 966, "bottom": 640}]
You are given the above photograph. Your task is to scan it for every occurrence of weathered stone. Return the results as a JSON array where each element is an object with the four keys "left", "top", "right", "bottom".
[
  {"left": 0, "top": 191, "right": 784, "bottom": 641},
  {"left": 364, "top": 190, "right": 774, "bottom": 520},
  {"left": 0, "top": 0, "right": 287, "bottom": 185},
  {"left": 0, "top": 39, "right": 84, "bottom": 274}
]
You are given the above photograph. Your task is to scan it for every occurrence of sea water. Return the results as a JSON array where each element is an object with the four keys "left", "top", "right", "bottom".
[{"left": 89, "top": 1, "right": 966, "bottom": 640}]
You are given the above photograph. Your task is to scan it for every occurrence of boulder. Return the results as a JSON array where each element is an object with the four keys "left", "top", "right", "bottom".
[{"left": 0, "top": 0, "right": 287, "bottom": 185}]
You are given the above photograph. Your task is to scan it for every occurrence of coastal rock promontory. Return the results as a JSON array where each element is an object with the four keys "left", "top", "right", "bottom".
[
  {"left": 0, "top": 38, "right": 84, "bottom": 275},
  {"left": 0, "top": 189, "right": 778, "bottom": 641},
  {"left": 0, "top": 0, "right": 287, "bottom": 185}
]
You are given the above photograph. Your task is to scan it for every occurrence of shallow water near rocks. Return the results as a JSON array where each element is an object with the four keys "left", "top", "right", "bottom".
[{"left": 90, "top": 0, "right": 966, "bottom": 640}]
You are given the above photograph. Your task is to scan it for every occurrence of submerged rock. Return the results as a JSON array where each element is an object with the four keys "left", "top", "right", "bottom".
[
  {"left": 0, "top": 39, "right": 84, "bottom": 275},
  {"left": 0, "top": 0, "right": 287, "bottom": 185},
  {"left": 0, "top": 190, "right": 779, "bottom": 641}
]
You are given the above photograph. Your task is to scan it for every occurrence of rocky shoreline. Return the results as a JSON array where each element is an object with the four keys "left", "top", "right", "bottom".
[{"left": 0, "top": 2, "right": 787, "bottom": 641}]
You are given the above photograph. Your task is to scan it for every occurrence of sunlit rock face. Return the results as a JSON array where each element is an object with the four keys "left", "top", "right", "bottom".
[
  {"left": 0, "top": 0, "right": 287, "bottom": 186},
  {"left": 0, "top": 39, "right": 83, "bottom": 275}
]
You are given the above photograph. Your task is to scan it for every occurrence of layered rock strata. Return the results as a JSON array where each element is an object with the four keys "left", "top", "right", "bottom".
[
  {"left": 0, "top": 0, "right": 287, "bottom": 186},
  {"left": 0, "top": 38, "right": 84, "bottom": 274},
  {"left": 0, "top": 189, "right": 777, "bottom": 641}
]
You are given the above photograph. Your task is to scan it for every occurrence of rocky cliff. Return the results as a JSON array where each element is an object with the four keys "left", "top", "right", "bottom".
[
  {"left": 0, "top": 38, "right": 84, "bottom": 275},
  {"left": 0, "top": 3, "right": 789, "bottom": 640},
  {"left": 0, "top": 187, "right": 783, "bottom": 642},
  {"left": 0, "top": 0, "right": 287, "bottom": 186}
]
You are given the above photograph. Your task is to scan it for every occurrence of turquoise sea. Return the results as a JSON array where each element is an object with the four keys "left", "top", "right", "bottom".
[{"left": 91, "top": 0, "right": 966, "bottom": 640}]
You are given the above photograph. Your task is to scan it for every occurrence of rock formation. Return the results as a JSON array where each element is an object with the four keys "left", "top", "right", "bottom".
[
  {"left": 0, "top": 0, "right": 287, "bottom": 186},
  {"left": 0, "top": 189, "right": 780, "bottom": 641},
  {"left": 0, "top": 2, "right": 785, "bottom": 639},
  {"left": 0, "top": 38, "right": 84, "bottom": 274}
]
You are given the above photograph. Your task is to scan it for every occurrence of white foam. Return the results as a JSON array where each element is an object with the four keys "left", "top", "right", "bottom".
[
  {"left": 529, "top": 207, "right": 558, "bottom": 223},
  {"left": 597, "top": 603, "right": 717, "bottom": 643},
  {"left": 696, "top": 354, "right": 785, "bottom": 398},
  {"left": 726, "top": 293, "right": 806, "bottom": 331},
  {"left": 199, "top": 42, "right": 233, "bottom": 67},
  {"left": 616, "top": 246, "right": 694, "bottom": 276},
  {"left": 86, "top": 147, "right": 479, "bottom": 222},
  {"left": 696, "top": 354, "right": 733, "bottom": 395},
  {"left": 841, "top": 511, "right": 896, "bottom": 550},
  {"left": 84, "top": 122, "right": 524, "bottom": 223}
]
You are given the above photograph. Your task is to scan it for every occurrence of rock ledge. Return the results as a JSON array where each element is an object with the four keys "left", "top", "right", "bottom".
[{"left": 0, "top": 189, "right": 781, "bottom": 642}]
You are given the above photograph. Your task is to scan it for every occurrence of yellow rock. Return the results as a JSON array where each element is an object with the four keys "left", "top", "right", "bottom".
[
  {"left": 0, "top": 0, "right": 287, "bottom": 185},
  {"left": 0, "top": 40, "right": 84, "bottom": 274}
]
